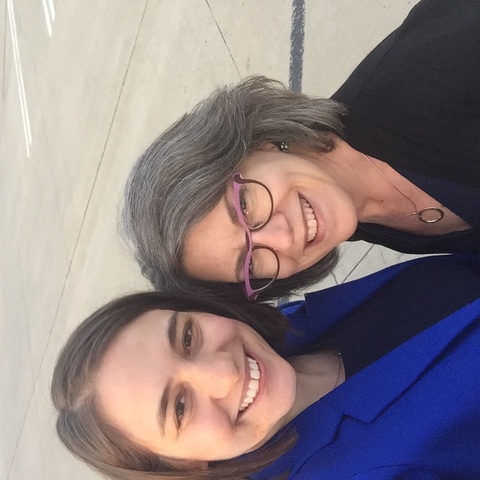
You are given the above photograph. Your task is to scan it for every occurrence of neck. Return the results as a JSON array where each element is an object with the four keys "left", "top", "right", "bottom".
[
  {"left": 300, "top": 140, "right": 469, "bottom": 234},
  {"left": 286, "top": 351, "right": 345, "bottom": 422},
  {"left": 303, "top": 140, "right": 392, "bottom": 219}
]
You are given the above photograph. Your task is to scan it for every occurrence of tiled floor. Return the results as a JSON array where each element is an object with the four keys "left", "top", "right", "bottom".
[{"left": 1, "top": 1, "right": 421, "bottom": 478}]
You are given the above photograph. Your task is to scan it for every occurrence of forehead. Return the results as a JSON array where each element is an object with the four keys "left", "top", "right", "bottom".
[
  {"left": 183, "top": 197, "right": 245, "bottom": 282},
  {"left": 238, "top": 149, "right": 285, "bottom": 172},
  {"left": 96, "top": 310, "right": 171, "bottom": 388},
  {"left": 94, "top": 310, "right": 174, "bottom": 448},
  {"left": 110, "top": 309, "right": 170, "bottom": 348}
]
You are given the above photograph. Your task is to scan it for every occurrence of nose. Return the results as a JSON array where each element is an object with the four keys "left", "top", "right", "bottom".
[
  {"left": 250, "top": 212, "right": 294, "bottom": 251},
  {"left": 181, "top": 351, "right": 240, "bottom": 399}
]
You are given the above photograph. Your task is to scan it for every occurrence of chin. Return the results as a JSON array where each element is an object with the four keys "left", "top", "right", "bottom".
[{"left": 244, "top": 425, "right": 281, "bottom": 454}]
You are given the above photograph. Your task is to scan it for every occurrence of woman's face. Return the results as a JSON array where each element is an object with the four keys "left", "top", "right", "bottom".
[
  {"left": 95, "top": 309, "right": 297, "bottom": 462},
  {"left": 183, "top": 146, "right": 358, "bottom": 285}
]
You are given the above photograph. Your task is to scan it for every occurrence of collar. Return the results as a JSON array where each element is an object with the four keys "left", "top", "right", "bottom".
[
  {"left": 281, "top": 260, "right": 414, "bottom": 354},
  {"left": 281, "top": 255, "right": 480, "bottom": 355}
]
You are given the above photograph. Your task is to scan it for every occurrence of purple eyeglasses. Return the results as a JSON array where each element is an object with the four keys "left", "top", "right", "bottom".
[{"left": 232, "top": 173, "right": 280, "bottom": 300}]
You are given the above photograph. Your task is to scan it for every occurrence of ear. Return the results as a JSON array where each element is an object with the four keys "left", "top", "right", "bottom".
[{"left": 259, "top": 142, "right": 278, "bottom": 152}]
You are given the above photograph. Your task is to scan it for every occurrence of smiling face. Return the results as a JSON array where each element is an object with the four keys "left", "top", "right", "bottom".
[
  {"left": 94, "top": 309, "right": 297, "bottom": 462},
  {"left": 183, "top": 146, "right": 358, "bottom": 284}
]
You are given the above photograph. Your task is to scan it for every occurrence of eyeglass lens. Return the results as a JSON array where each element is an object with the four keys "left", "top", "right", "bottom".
[
  {"left": 247, "top": 246, "right": 279, "bottom": 289},
  {"left": 234, "top": 176, "right": 280, "bottom": 295},
  {"left": 237, "top": 181, "right": 272, "bottom": 230}
]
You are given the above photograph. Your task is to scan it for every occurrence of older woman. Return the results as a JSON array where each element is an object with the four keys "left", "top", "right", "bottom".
[
  {"left": 122, "top": 0, "right": 480, "bottom": 300},
  {"left": 52, "top": 255, "right": 480, "bottom": 479}
]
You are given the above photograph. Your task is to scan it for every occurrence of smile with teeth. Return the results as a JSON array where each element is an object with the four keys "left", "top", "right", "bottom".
[
  {"left": 239, "top": 356, "right": 261, "bottom": 412},
  {"left": 300, "top": 196, "right": 318, "bottom": 243}
]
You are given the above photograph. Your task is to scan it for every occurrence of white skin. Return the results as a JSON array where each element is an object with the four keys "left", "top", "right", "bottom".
[
  {"left": 183, "top": 142, "right": 359, "bottom": 283},
  {"left": 95, "top": 309, "right": 343, "bottom": 465},
  {"left": 183, "top": 140, "right": 469, "bottom": 284}
]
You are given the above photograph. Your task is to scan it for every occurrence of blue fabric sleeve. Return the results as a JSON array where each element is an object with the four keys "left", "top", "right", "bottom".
[
  {"left": 279, "top": 255, "right": 480, "bottom": 355},
  {"left": 352, "top": 465, "right": 461, "bottom": 480}
]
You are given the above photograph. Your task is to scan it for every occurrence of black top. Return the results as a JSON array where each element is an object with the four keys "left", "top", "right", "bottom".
[
  {"left": 352, "top": 170, "right": 480, "bottom": 254},
  {"left": 332, "top": 0, "right": 480, "bottom": 253},
  {"left": 297, "top": 260, "right": 480, "bottom": 376}
]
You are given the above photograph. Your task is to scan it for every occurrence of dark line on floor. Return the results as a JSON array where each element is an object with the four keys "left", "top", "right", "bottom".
[
  {"left": 342, "top": 244, "right": 375, "bottom": 284},
  {"left": 40, "top": 0, "right": 151, "bottom": 398},
  {"left": 289, "top": 0, "right": 305, "bottom": 92},
  {"left": 205, "top": 0, "right": 241, "bottom": 78}
]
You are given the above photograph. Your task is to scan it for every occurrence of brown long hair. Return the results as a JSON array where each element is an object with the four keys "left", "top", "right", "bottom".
[{"left": 52, "top": 291, "right": 296, "bottom": 480}]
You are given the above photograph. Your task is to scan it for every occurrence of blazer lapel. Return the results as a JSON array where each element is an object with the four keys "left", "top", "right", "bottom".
[
  {"left": 282, "top": 255, "right": 480, "bottom": 356},
  {"left": 321, "top": 298, "right": 480, "bottom": 423},
  {"left": 282, "top": 260, "right": 415, "bottom": 353}
]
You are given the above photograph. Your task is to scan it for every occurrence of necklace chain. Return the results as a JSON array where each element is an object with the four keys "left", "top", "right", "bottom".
[
  {"left": 318, "top": 351, "right": 343, "bottom": 389},
  {"left": 361, "top": 153, "right": 445, "bottom": 224},
  {"left": 332, "top": 352, "right": 342, "bottom": 389}
]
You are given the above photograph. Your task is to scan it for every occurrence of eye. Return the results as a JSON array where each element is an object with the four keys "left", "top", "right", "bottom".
[
  {"left": 239, "top": 187, "right": 253, "bottom": 222},
  {"left": 175, "top": 393, "right": 186, "bottom": 430},
  {"left": 239, "top": 189, "right": 248, "bottom": 214},
  {"left": 248, "top": 249, "right": 269, "bottom": 280},
  {"left": 183, "top": 319, "right": 193, "bottom": 352},
  {"left": 248, "top": 256, "right": 255, "bottom": 275}
]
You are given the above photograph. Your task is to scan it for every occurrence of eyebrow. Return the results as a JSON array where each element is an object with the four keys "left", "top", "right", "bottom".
[
  {"left": 157, "top": 311, "right": 178, "bottom": 436},
  {"left": 225, "top": 198, "right": 247, "bottom": 283}
]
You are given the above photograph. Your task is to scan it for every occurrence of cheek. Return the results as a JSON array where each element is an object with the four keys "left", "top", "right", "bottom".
[
  {"left": 268, "top": 358, "right": 297, "bottom": 412},
  {"left": 181, "top": 419, "right": 240, "bottom": 460},
  {"left": 268, "top": 175, "right": 298, "bottom": 206},
  {"left": 275, "top": 256, "right": 304, "bottom": 279}
]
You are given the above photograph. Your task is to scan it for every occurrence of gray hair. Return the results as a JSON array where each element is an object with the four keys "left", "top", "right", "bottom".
[{"left": 122, "top": 76, "right": 345, "bottom": 298}]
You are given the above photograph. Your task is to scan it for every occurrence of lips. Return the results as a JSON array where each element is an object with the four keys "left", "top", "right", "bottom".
[
  {"left": 239, "top": 356, "right": 261, "bottom": 413},
  {"left": 300, "top": 196, "right": 318, "bottom": 243}
]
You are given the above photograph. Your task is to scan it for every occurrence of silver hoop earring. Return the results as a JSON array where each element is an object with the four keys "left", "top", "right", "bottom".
[{"left": 279, "top": 141, "right": 289, "bottom": 153}]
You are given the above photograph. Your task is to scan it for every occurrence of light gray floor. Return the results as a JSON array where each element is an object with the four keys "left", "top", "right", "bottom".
[{"left": 1, "top": 1, "right": 422, "bottom": 478}]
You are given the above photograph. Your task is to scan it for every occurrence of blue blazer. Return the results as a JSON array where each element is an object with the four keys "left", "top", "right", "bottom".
[{"left": 251, "top": 256, "right": 480, "bottom": 479}]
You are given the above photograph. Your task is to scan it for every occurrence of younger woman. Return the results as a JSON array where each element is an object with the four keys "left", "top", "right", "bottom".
[{"left": 52, "top": 255, "right": 480, "bottom": 479}]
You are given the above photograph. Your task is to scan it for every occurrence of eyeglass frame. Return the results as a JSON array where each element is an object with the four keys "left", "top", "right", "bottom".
[{"left": 232, "top": 173, "right": 280, "bottom": 300}]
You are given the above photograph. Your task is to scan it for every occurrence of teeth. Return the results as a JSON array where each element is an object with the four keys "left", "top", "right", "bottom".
[
  {"left": 249, "top": 379, "right": 259, "bottom": 389},
  {"left": 300, "top": 197, "right": 318, "bottom": 243},
  {"left": 239, "top": 356, "right": 261, "bottom": 413}
]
